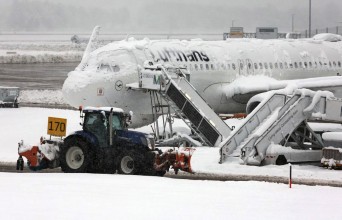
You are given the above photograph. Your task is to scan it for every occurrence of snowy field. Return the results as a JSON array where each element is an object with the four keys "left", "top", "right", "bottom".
[
  {"left": 0, "top": 172, "right": 342, "bottom": 220},
  {"left": 2, "top": 107, "right": 342, "bottom": 184},
  {"left": 1, "top": 107, "right": 342, "bottom": 219},
  {"left": 0, "top": 41, "right": 84, "bottom": 64}
]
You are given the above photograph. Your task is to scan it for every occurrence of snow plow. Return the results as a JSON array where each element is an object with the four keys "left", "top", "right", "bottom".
[
  {"left": 16, "top": 106, "right": 195, "bottom": 175},
  {"left": 321, "top": 147, "right": 342, "bottom": 169}
]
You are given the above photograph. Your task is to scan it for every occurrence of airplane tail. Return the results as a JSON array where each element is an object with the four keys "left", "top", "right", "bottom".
[{"left": 76, "top": 26, "right": 101, "bottom": 71}]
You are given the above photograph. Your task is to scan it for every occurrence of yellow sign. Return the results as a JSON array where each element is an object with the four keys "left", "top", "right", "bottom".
[{"left": 47, "top": 117, "right": 67, "bottom": 137}]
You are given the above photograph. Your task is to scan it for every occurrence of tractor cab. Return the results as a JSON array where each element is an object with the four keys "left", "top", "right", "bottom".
[{"left": 81, "top": 107, "right": 131, "bottom": 147}]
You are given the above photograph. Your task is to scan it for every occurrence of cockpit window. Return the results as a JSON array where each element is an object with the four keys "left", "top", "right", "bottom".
[
  {"left": 96, "top": 49, "right": 135, "bottom": 73},
  {"left": 98, "top": 63, "right": 120, "bottom": 73}
]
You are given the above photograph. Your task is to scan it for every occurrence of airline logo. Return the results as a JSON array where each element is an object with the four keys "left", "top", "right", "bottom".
[{"left": 151, "top": 48, "right": 210, "bottom": 63}]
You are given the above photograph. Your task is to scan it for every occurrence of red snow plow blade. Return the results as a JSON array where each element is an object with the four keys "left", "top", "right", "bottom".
[
  {"left": 16, "top": 139, "right": 61, "bottom": 171},
  {"left": 154, "top": 147, "right": 195, "bottom": 174}
]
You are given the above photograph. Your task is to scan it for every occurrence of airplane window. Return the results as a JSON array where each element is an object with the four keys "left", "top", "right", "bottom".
[
  {"left": 338, "top": 61, "right": 341, "bottom": 67},
  {"left": 194, "top": 64, "right": 199, "bottom": 71},
  {"left": 333, "top": 61, "right": 337, "bottom": 67},
  {"left": 206, "top": 64, "right": 210, "bottom": 70},
  {"left": 294, "top": 62, "right": 298, "bottom": 68},
  {"left": 304, "top": 62, "right": 308, "bottom": 68},
  {"left": 259, "top": 63, "right": 263, "bottom": 69},
  {"left": 100, "top": 64, "right": 112, "bottom": 72},
  {"left": 240, "top": 62, "right": 244, "bottom": 70},
  {"left": 113, "top": 65, "right": 120, "bottom": 72},
  {"left": 315, "top": 61, "right": 318, "bottom": 67},
  {"left": 254, "top": 63, "right": 258, "bottom": 69},
  {"left": 189, "top": 64, "right": 193, "bottom": 71},
  {"left": 264, "top": 63, "right": 268, "bottom": 69},
  {"left": 274, "top": 63, "right": 278, "bottom": 69},
  {"left": 279, "top": 63, "right": 283, "bottom": 69},
  {"left": 285, "top": 62, "right": 288, "bottom": 69},
  {"left": 232, "top": 63, "right": 236, "bottom": 70},
  {"left": 329, "top": 61, "right": 332, "bottom": 68},
  {"left": 269, "top": 63, "right": 273, "bottom": 69},
  {"left": 221, "top": 63, "right": 226, "bottom": 70},
  {"left": 309, "top": 62, "right": 312, "bottom": 68},
  {"left": 319, "top": 61, "right": 323, "bottom": 67},
  {"left": 227, "top": 64, "right": 231, "bottom": 69},
  {"left": 248, "top": 63, "right": 252, "bottom": 69},
  {"left": 299, "top": 62, "right": 302, "bottom": 68},
  {"left": 200, "top": 64, "right": 203, "bottom": 70}
]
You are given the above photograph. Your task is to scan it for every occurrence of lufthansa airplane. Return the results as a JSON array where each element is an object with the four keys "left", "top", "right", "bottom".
[{"left": 62, "top": 26, "right": 342, "bottom": 127}]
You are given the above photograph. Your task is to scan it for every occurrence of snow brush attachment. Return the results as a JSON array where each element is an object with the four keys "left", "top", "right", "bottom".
[
  {"left": 154, "top": 147, "right": 196, "bottom": 174},
  {"left": 17, "top": 139, "right": 61, "bottom": 171}
]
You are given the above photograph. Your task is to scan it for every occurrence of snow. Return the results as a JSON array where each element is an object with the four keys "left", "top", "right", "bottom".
[
  {"left": 225, "top": 75, "right": 342, "bottom": 98},
  {"left": 83, "top": 106, "right": 124, "bottom": 113},
  {"left": 322, "top": 132, "right": 342, "bottom": 142},
  {"left": 0, "top": 108, "right": 81, "bottom": 162},
  {"left": 312, "top": 33, "right": 342, "bottom": 42},
  {"left": 0, "top": 173, "right": 341, "bottom": 220},
  {"left": 1, "top": 107, "right": 342, "bottom": 184},
  {"left": 0, "top": 42, "right": 84, "bottom": 64},
  {"left": 1, "top": 108, "right": 342, "bottom": 219},
  {"left": 18, "top": 89, "right": 67, "bottom": 105}
]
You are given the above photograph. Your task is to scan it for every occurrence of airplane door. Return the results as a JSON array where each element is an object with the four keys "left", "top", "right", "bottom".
[
  {"left": 238, "top": 59, "right": 246, "bottom": 75},
  {"left": 246, "top": 59, "right": 254, "bottom": 75}
]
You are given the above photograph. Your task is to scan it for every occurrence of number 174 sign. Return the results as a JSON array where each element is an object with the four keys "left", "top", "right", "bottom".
[{"left": 47, "top": 117, "right": 67, "bottom": 137}]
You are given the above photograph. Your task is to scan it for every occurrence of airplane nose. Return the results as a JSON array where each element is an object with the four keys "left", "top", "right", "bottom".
[{"left": 62, "top": 70, "right": 92, "bottom": 108}]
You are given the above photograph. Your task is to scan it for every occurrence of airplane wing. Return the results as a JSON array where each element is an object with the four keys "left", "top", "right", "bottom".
[{"left": 225, "top": 75, "right": 342, "bottom": 105}]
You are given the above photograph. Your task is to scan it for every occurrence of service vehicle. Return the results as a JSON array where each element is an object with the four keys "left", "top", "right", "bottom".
[{"left": 17, "top": 106, "right": 193, "bottom": 175}]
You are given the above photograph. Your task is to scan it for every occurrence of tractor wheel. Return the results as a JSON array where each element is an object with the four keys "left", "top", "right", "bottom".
[
  {"left": 60, "top": 138, "right": 93, "bottom": 173},
  {"left": 276, "top": 155, "right": 287, "bottom": 165},
  {"left": 117, "top": 151, "right": 140, "bottom": 175}
]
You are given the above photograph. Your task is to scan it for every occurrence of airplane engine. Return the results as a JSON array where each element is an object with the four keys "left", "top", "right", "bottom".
[{"left": 246, "top": 92, "right": 271, "bottom": 114}]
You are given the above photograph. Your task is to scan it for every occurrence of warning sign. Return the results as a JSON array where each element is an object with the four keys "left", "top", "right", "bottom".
[{"left": 47, "top": 117, "right": 67, "bottom": 137}]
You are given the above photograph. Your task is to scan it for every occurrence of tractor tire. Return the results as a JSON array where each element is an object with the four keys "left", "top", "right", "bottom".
[
  {"left": 60, "top": 138, "right": 93, "bottom": 173},
  {"left": 276, "top": 155, "right": 287, "bottom": 165},
  {"left": 117, "top": 151, "right": 140, "bottom": 175}
]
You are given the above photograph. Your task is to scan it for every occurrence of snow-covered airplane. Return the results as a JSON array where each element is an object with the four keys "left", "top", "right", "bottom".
[{"left": 62, "top": 26, "right": 342, "bottom": 127}]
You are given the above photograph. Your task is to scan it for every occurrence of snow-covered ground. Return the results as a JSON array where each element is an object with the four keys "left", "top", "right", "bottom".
[
  {"left": 2, "top": 107, "right": 342, "bottom": 183},
  {"left": 0, "top": 42, "right": 84, "bottom": 63},
  {"left": 0, "top": 172, "right": 341, "bottom": 220},
  {"left": 18, "top": 90, "right": 67, "bottom": 105},
  {"left": 1, "top": 107, "right": 342, "bottom": 219}
]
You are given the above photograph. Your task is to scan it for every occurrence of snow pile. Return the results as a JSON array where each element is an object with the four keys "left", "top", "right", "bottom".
[
  {"left": 0, "top": 42, "right": 84, "bottom": 63},
  {"left": 0, "top": 42, "right": 85, "bottom": 51},
  {"left": 0, "top": 50, "right": 82, "bottom": 64},
  {"left": 322, "top": 132, "right": 342, "bottom": 142},
  {"left": 224, "top": 75, "right": 287, "bottom": 98},
  {"left": 18, "top": 90, "right": 67, "bottom": 104},
  {"left": 312, "top": 33, "right": 342, "bottom": 42},
  {"left": 303, "top": 90, "right": 334, "bottom": 113}
]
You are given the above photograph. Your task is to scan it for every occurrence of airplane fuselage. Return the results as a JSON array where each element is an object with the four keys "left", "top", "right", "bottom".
[{"left": 62, "top": 37, "right": 342, "bottom": 127}]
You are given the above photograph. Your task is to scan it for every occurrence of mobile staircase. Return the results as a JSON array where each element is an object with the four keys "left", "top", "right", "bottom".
[
  {"left": 127, "top": 62, "right": 342, "bottom": 166},
  {"left": 220, "top": 90, "right": 342, "bottom": 165},
  {"left": 127, "top": 62, "right": 232, "bottom": 147}
]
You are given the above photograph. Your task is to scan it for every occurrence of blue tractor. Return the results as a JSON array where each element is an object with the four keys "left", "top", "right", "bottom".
[{"left": 59, "top": 107, "right": 163, "bottom": 175}]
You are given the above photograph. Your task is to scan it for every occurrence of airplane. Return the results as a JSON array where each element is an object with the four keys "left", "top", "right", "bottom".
[{"left": 62, "top": 26, "right": 342, "bottom": 128}]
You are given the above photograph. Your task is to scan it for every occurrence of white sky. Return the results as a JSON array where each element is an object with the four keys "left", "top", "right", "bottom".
[{"left": 0, "top": 0, "right": 341, "bottom": 33}]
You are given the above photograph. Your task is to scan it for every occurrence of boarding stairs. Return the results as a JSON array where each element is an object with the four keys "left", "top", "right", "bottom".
[
  {"left": 220, "top": 90, "right": 342, "bottom": 165},
  {"left": 127, "top": 62, "right": 232, "bottom": 147}
]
